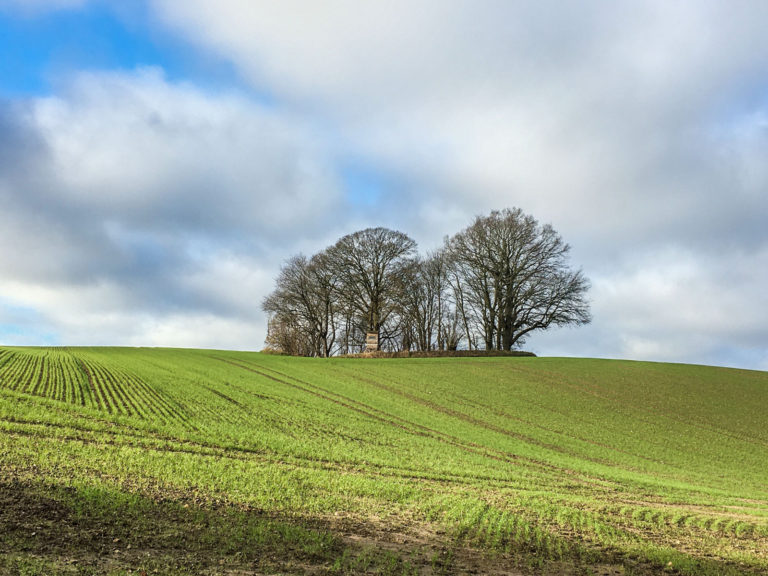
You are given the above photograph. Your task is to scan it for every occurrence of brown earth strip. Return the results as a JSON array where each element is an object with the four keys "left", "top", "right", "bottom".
[{"left": 1, "top": 476, "right": 637, "bottom": 576}]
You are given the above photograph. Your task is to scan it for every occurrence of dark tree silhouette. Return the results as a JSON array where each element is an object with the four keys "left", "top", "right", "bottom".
[
  {"left": 262, "top": 211, "right": 589, "bottom": 355},
  {"left": 325, "top": 227, "right": 417, "bottom": 344},
  {"left": 445, "top": 208, "right": 590, "bottom": 350},
  {"left": 262, "top": 253, "right": 338, "bottom": 357}
]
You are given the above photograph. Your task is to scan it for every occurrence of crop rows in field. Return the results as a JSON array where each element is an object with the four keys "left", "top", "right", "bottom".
[
  {"left": 0, "top": 348, "right": 90, "bottom": 405},
  {"left": 0, "top": 348, "right": 182, "bottom": 422},
  {"left": 1, "top": 347, "right": 768, "bottom": 576},
  {"left": 74, "top": 353, "right": 186, "bottom": 421}
]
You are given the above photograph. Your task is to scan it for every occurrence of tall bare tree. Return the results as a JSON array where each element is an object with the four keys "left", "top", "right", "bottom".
[
  {"left": 262, "top": 253, "right": 338, "bottom": 357},
  {"left": 400, "top": 251, "right": 456, "bottom": 351},
  {"left": 325, "top": 227, "right": 417, "bottom": 348},
  {"left": 445, "top": 208, "right": 590, "bottom": 350}
]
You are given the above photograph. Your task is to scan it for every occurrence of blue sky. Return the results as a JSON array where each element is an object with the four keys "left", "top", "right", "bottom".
[
  {"left": 1, "top": 0, "right": 767, "bottom": 370},
  {"left": 0, "top": 2, "right": 245, "bottom": 96}
]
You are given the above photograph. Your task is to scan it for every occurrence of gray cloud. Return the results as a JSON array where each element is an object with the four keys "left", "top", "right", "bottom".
[
  {"left": 148, "top": 0, "right": 768, "bottom": 367},
  {"left": 0, "top": 68, "right": 352, "bottom": 348},
  {"left": 2, "top": 2, "right": 767, "bottom": 368},
  {"left": 151, "top": 2, "right": 768, "bottom": 250},
  {"left": 533, "top": 246, "right": 768, "bottom": 370}
]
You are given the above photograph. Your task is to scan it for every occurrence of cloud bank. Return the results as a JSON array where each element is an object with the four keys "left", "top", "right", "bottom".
[
  {"left": 1, "top": 1, "right": 767, "bottom": 369},
  {"left": 149, "top": 0, "right": 768, "bottom": 368},
  {"left": 0, "top": 68, "right": 347, "bottom": 348}
]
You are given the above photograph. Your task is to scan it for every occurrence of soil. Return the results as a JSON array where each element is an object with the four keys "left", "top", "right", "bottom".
[{"left": 0, "top": 477, "right": 637, "bottom": 576}]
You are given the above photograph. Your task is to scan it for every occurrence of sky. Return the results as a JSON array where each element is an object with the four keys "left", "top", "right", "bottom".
[{"left": 0, "top": 0, "right": 767, "bottom": 370}]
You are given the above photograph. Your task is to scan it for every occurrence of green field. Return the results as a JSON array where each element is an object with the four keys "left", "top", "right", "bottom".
[{"left": 1, "top": 347, "right": 766, "bottom": 575}]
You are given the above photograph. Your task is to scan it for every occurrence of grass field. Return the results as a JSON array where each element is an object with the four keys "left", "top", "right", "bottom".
[{"left": 0, "top": 346, "right": 766, "bottom": 575}]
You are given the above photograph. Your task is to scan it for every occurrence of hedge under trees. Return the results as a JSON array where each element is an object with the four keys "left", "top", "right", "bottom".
[{"left": 262, "top": 208, "right": 591, "bottom": 356}]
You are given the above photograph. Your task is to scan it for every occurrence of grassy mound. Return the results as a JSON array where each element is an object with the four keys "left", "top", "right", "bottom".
[{"left": 0, "top": 347, "right": 766, "bottom": 575}]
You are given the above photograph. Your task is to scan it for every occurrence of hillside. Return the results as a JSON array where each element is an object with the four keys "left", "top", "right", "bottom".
[{"left": 1, "top": 347, "right": 767, "bottom": 575}]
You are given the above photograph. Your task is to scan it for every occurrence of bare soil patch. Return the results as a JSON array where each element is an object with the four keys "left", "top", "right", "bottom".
[{"left": 0, "top": 477, "right": 642, "bottom": 576}]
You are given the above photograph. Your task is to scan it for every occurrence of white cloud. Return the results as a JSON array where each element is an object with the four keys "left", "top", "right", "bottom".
[
  {"left": 531, "top": 246, "right": 768, "bottom": 369},
  {"left": 3, "top": 2, "right": 768, "bottom": 368},
  {"left": 0, "top": 68, "right": 350, "bottom": 348},
  {"left": 30, "top": 68, "right": 340, "bottom": 237},
  {"left": 145, "top": 1, "right": 768, "bottom": 366},
  {"left": 150, "top": 1, "right": 768, "bottom": 241}
]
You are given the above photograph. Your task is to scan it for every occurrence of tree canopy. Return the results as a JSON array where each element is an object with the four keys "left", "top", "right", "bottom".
[
  {"left": 445, "top": 208, "right": 590, "bottom": 351},
  {"left": 262, "top": 209, "right": 590, "bottom": 356}
]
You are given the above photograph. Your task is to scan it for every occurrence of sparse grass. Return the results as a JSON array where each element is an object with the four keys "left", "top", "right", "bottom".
[{"left": 0, "top": 346, "right": 767, "bottom": 575}]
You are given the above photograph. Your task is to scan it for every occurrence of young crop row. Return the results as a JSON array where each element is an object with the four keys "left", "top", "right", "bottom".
[
  {"left": 0, "top": 348, "right": 90, "bottom": 406},
  {"left": 0, "top": 348, "right": 188, "bottom": 425}
]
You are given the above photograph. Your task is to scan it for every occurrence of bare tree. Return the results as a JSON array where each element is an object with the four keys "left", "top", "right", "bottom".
[
  {"left": 325, "top": 227, "right": 417, "bottom": 349},
  {"left": 262, "top": 212, "right": 587, "bottom": 356},
  {"left": 263, "top": 314, "right": 314, "bottom": 356},
  {"left": 400, "top": 251, "right": 456, "bottom": 351},
  {"left": 445, "top": 208, "right": 590, "bottom": 350},
  {"left": 262, "top": 253, "right": 338, "bottom": 357}
]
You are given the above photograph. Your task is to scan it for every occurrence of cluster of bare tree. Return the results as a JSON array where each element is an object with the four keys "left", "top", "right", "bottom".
[{"left": 263, "top": 208, "right": 591, "bottom": 356}]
